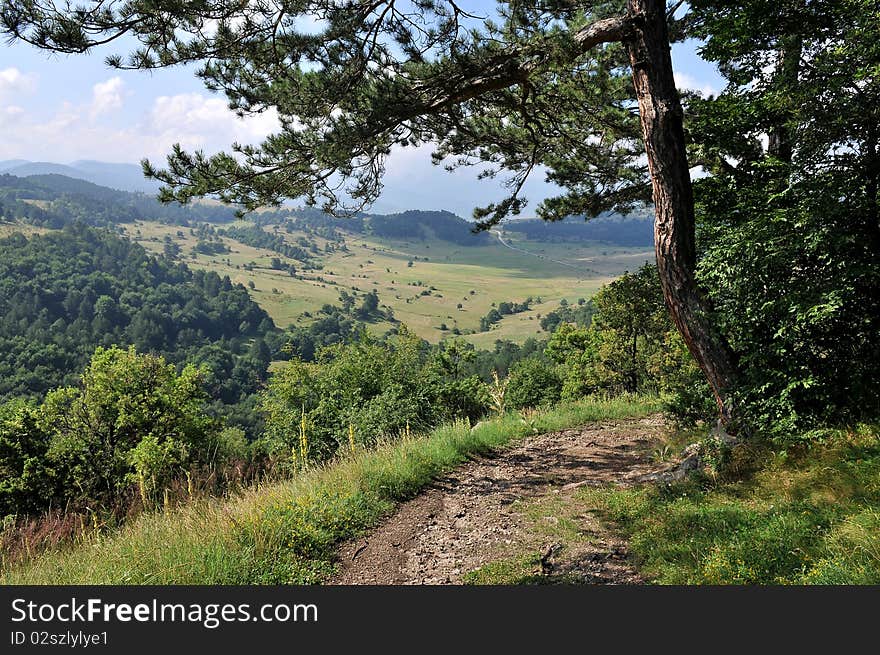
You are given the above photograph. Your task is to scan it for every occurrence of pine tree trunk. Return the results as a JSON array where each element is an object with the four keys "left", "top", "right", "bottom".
[{"left": 625, "top": 0, "right": 741, "bottom": 426}]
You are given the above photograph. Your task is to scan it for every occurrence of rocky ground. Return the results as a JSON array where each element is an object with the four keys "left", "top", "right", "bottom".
[{"left": 331, "top": 415, "right": 667, "bottom": 585}]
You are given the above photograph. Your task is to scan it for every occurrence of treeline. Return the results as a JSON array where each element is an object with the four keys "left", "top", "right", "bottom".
[
  {"left": 478, "top": 298, "right": 535, "bottom": 331},
  {"left": 504, "top": 214, "right": 654, "bottom": 247},
  {"left": 0, "top": 175, "right": 510, "bottom": 249},
  {"left": 539, "top": 297, "right": 596, "bottom": 332},
  {"left": 258, "top": 207, "right": 492, "bottom": 246},
  {"left": 0, "top": 174, "right": 238, "bottom": 228},
  {"left": 282, "top": 290, "right": 395, "bottom": 361},
  {"left": 220, "top": 224, "right": 316, "bottom": 265},
  {"left": 365, "top": 210, "right": 492, "bottom": 245}
]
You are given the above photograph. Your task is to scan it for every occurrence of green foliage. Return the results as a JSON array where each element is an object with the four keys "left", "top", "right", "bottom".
[
  {"left": 478, "top": 298, "right": 534, "bottom": 332},
  {"left": 582, "top": 425, "right": 880, "bottom": 584},
  {"left": 40, "top": 346, "right": 219, "bottom": 508},
  {"left": 191, "top": 238, "right": 228, "bottom": 256},
  {"left": 687, "top": 0, "right": 880, "bottom": 433},
  {"left": 221, "top": 224, "right": 314, "bottom": 265},
  {"left": 0, "top": 400, "right": 54, "bottom": 516},
  {"left": 431, "top": 339, "right": 491, "bottom": 421},
  {"left": 0, "top": 225, "right": 278, "bottom": 437},
  {"left": 365, "top": 210, "right": 492, "bottom": 246},
  {"left": 506, "top": 355, "right": 562, "bottom": 409},
  {"left": 503, "top": 213, "right": 654, "bottom": 247},
  {"left": 260, "top": 327, "right": 489, "bottom": 467},
  {"left": 542, "top": 265, "right": 703, "bottom": 417},
  {"left": 459, "top": 338, "right": 546, "bottom": 382},
  {"left": 652, "top": 331, "right": 716, "bottom": 427},
  {"left": 540, "top": 298, "right": 595, "bottom": 332},
  {"left": 1, "top": 397, "right": 660, "bottom": 584},
  {"left": 0, "top": 2, "right": 651, "bottom": 225},
  {"left": 0, "top": 174, "right": 238, "bottom": 228},
  {"left": 0, "top": 346, "right": 234, "bottom": 518},
  {"left": 282, "top": 291, "right": 394, "bottom": 361}
]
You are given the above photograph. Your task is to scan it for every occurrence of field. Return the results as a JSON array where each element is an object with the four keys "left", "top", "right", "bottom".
[
  {"left": 121, "top": 219, "right": 652, "bottom": 345},
  {"left": 0, "top": 220, "right": 46, "bottom": 238}
]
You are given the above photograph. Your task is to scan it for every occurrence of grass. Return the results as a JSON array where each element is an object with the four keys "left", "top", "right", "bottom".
[
  {"left": 0, "top": 221, "right": 47, "bottom": 238},
  {"left": 120, "top": 220, "right": 651, "bottom": 342},
  {"left": 6, "top": 217, "right": 651, "bottom": 344},
  {"left": 579, "top": 423, "right": 880, "bottom": 584},
  {"left": 1, "top": 395, "right": 660, "bottom": 584},
  {"left": 462, "top": 554, "right": 549, "bottom": 585}
]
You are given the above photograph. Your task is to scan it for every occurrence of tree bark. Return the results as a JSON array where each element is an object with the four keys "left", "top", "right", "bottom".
[{"left": 624, "top": 0, "right": 741, "bottom": 426}]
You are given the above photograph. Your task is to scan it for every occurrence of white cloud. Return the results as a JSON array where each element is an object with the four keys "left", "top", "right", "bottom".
[
  {"left": 0, "top": 67, "right": 37, "bottom": 102},
  {"left": 0, "top": 90, "right": 279, "bottom": 164},
  {"left": 90, "top": 77, "right": 124, "bottom": 119},
  {"left": 674, "top": 71, "right": 718, "bottom": 98},
  {"left": 159, "top": 96, "right": 275, "bottom": 152},
  {"left": 147, "top": 93, "right": 279, "bottom": 151},
  {"left": 379, "top": 142, "right": 558, "bottom": 216},
  {"left": 1, "top": 105, "right": 24, "bottom": 119}
]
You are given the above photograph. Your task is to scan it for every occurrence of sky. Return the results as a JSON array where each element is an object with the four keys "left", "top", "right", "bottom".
[{"left": 0, "top": 4, "right": 723, "bottom": 216}]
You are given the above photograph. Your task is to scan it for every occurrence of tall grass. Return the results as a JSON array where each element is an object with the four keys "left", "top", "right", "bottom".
[{"left": 2, "top": 395, "right": 660, "bottom": 584}]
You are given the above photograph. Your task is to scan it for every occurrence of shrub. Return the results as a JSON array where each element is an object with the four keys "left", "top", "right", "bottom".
[{"left": 506, "top": 356, "right": 562, "bottom": 409}]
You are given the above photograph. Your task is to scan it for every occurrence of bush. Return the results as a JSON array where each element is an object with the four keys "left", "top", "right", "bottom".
[
  {"left": 0, "top": 400, "right": 54, "bottom": 516},
  {"left": 41, "top": 346, "right": 219, "bottom": 508},
  {"left": 506, "top": 356, "right": 562, "bottom": 409},
  {"left": 259, "top": 328, "right": 447, "bottom": 466},
  {"left": 436, "top": 376, "right": 490, "bottom": 423}
]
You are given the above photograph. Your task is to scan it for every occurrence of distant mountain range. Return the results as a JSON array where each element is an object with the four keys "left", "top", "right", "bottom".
[
  {"left": 0, "top": 167, "right": 654, "bottom": 246},
  {"left": 0, "top": 172, "right": 237, "bottom": 227},
  {"left": 0, "top": 160, "right": 162, "bottom": 193}
]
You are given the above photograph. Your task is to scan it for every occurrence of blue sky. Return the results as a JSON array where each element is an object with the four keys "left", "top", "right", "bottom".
[{"left": 0, "top": 4, "right": 723, "bottom": 215}]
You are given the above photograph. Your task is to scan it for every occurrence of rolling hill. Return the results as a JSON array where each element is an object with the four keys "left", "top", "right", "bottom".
[{"left": 0, "top": 172, "right": 654, "bottom": 344}]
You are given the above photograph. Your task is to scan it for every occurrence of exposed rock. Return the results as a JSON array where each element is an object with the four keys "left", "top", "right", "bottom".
[{"left": 331, "top": 417, "right": 663, "bottom": 585}]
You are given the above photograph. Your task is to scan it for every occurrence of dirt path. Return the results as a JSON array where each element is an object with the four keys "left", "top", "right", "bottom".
[
  {"left": 331, "top": 415, "right": 665, "bottom": 585},
  {"left": 489, "top": 229, "right": 592, "bottom": 277}
]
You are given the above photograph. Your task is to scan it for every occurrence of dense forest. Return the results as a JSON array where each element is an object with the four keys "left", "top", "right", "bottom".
[
  {"left": 220, "top": 223, "right": 317, "bottom": 265},
  {"left": 272, "top": 208, "right": 495, "bottom": 245},
  {"left": 0, "top": 225, "right": 279, "bottom": 428},
  {"left": 365, "top": 210, "right": 493, "bottom": 245}
]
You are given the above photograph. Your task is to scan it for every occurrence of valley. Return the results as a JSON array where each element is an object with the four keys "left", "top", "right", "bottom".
[{"left": 119, "top": 218, "right": 652, "bottom": 346}]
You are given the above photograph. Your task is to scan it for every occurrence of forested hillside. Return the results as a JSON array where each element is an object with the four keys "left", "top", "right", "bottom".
[
  {"left": 365, "top": 210, "right": 493, "bottom": 245},
  {"left": 503, "top": 214, "right": 654, "bottom": 247},
  {"left": 0, "top": 173, "right": 238, "bottom": 227},
  {"left": 0, "top": 224, "right": 278, "bottom": 417}
]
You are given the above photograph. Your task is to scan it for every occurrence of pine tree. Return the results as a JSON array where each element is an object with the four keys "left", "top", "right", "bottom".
[{"left": 2, "top": 1, "right": 740, "bottom": 424}]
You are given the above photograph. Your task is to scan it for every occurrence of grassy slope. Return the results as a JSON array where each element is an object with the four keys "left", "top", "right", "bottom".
[
  {"left": 122, "top": 220, "right": 652, "bottom": 343},
  {"left": 1, "top": 218, "right": 652, "bottom": 344},
  {"left": 580, "top": 424, "right": 880, "bottom": 584},
  {"left": 0, "top": 221, "right": 47, "bottom": 238},
  {"left": 1, "top": 396, "right": 660, "bottom": 584}
]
